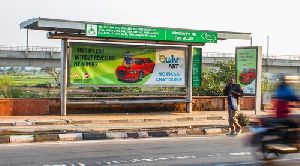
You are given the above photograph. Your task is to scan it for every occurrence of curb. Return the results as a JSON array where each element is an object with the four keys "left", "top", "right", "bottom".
[
  {"left": 0, "top": 126, "right": 250, "bottom": 144},
  {"left": 10, "top": 135, "right": 34, "bottom": 143},
  {"left": 0, "top": 115, "right": 226, "bottom": 127}
]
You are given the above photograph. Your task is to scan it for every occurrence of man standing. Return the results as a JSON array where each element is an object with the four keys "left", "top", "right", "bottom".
[{"left": 224, "top": 77, "right": 243, "bottom": 135}]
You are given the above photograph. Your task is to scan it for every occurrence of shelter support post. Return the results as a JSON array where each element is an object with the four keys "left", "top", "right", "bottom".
[
  {"left": 60, "top": 39, "right": 68, "bottom": 116},
  {"left": 255, "top": 47, "right": 262, "bottom": 114},
  {"left": 186, "top": 45, "right": 193, "bottom": 113}
]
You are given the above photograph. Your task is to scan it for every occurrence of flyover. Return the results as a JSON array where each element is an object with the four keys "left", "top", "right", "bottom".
[{"left": 1, "top": 46, "right": 300, "bottom": 74}]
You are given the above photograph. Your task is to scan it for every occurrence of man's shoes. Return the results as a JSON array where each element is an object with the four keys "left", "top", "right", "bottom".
[
  {"left": 235, "top": 128, "right": 242, "bottom": 135},
  {"left": 226, "top": 132, "right": 235, "bottom": 136}
]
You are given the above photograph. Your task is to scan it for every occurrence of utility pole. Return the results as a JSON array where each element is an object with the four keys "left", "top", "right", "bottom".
[
  {"left": 25, "top": 29, "right": 29, "bottom": 56},
  {"left": 266, "top": 35, "right": 269, "bottom": 72}
]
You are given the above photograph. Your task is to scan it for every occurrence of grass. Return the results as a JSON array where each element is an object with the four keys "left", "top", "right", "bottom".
[{"left": 3, "top": 75, "right": 56, "bottom": 87}]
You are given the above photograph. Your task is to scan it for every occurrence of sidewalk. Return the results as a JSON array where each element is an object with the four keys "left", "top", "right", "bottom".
[{"left": 0, "top": 111, "right": 257, "bottom": 144}]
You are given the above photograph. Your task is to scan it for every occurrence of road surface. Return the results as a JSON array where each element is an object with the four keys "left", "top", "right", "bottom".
[{"left": 1, "top": 135, "right": 300, "bottom": 166}]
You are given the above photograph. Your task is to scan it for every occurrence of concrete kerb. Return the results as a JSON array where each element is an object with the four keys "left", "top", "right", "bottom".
[
  {"left": 0, "top": 115, "right": 227, "bottom": 127},
  {"left": 58, "top": 133, "right": 83, "bottom": 141},
  {"left": 10, "top": 135, "right": 34, "bottom": 143},
  {"left": 0, "top": 126, "right": 251, "bottom": 144}
]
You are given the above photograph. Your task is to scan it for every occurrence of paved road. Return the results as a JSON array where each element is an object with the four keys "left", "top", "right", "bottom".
[{"left": 0, "top": 135, "right": 300, "bottom": 166}]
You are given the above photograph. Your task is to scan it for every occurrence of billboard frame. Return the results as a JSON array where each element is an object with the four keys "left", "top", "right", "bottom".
[
  {"left": 67, "top": 42, "right": 188, "bottom": 88},
  {"left": 235, "top": 46, "right": 262, "bottom": 114}
]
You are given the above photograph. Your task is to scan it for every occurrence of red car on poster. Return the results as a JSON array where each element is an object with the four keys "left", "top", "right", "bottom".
[
  {"left": 239, "top": 68, "right": 256, "bottom": 84},
  {"left": 116, "top": 58, "right": 155, "bottom": 82}
]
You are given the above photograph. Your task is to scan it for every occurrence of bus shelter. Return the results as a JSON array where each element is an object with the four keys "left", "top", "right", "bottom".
[{"left": 20, "top": 18, "right": 252, "bottom": 115}]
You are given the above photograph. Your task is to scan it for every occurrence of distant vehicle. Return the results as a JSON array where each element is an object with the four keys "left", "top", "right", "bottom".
[
  {"left": 116, "top": 58, "right": 155, "bottom": 82},
  {"left": 239, "top": 68, "right": 256, "bottom": 84}
]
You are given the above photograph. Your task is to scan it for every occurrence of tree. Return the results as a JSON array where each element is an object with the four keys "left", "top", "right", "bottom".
[
  {"left": 193, "top": 60, "right": 235, "bottom": 96},
  {"left": 43, "top": 67, "right": 61, "bottom": 87}
]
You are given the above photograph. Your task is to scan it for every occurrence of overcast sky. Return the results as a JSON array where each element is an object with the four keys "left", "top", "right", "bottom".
[{"left": 0, "top": 0, "right": 299, "bottom": 55}]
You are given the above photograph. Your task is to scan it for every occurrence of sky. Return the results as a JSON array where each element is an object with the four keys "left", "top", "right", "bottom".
[{"left": 0, "top": 0, "right": 300, "bottom": 55}]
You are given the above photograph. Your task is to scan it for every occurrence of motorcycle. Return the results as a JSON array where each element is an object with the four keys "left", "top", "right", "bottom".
[{"left": 248, "top": 115, "right": 300, "bottom": 161}]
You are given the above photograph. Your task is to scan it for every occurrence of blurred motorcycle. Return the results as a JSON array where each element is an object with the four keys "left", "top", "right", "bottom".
[{"left": 248, "top": 115, "right": 300, "bottom": 161}]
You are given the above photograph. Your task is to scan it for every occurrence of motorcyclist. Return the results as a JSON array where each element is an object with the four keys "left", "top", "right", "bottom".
[{"left": 266, "top": 74, "right": 299, "bottom": 143}]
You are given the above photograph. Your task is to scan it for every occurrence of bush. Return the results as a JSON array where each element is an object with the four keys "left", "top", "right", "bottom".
[
  {"left": 237, "top": 112, "right": 250, "bottom": 126},
  {"left": 194, "top": 60, "right": 235, "bottom": 96}
]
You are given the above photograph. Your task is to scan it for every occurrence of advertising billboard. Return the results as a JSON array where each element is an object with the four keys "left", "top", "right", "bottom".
[
  {"left": 69, "top": 43, "right": 186, "bottom": 86},
  {"left": 236, "top": 47, "right": 258, "bottom": 95},
  {"left": 192, "top": 47, "right": 202, "bottom": 87}
]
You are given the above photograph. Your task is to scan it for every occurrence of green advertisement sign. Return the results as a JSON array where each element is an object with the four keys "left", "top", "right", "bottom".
[
  {"left": 236, "top": 48, "right": 257, "bottom": 95},
  {"left": 85, "top": 24, "right": 217, "bottom": 43},
  {"left": 192, "top": 47, "right": 202, "bottom": 87},
  {"left": 70, "top": 44, "right": 186, "bottom": 86}
]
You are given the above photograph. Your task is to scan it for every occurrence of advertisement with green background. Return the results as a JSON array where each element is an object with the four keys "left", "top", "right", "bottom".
[
  {"left": 236, "top": 48, "right": 257, "bottom": 95},
  {"left": 70, "top": 44, "right": 186, "bottom": 86},
  {"left": 192, "top": 47, "right": 202, "bottom": 87}
]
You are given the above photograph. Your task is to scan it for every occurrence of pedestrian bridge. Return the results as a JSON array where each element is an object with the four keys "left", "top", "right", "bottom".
[{"left": 0, "top": 46, "right": 300, "bottom": 74}]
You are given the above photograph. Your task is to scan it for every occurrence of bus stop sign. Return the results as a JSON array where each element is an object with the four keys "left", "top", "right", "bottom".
[{"left": 86, "top": 23, "right": 217, "bottom": 43}]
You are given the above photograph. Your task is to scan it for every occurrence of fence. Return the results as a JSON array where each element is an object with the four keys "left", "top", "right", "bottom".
[{"left": 0, "top": 46, "right": 61, "bottom": 52}]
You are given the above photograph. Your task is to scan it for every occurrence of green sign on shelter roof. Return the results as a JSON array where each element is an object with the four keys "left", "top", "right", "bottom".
[{"left": 85, "top": 23, "right": 217, "bottom": 43}]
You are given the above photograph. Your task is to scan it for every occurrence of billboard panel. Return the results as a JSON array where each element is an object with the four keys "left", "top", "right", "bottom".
[
  {"left": 192, "top": 47, "right": 202, "bottom": 87},
  {"left": 236, "top": 47, "right": 258, "bottom": 95},
  {"left": 70, "top": 43, "right": 186, "bottom": 86}
]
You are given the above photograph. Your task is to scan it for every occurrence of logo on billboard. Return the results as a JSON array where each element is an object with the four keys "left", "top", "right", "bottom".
[
  {"left": 86, "top": 24, "right": 97, "bottom": 36},
  {"left": 159, "top": 54, "right": 183, "bottom": 69}
]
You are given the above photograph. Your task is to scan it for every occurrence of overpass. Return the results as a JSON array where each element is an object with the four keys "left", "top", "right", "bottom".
[{"left": 1, "top": 46, "right": 300, "bottom": 74}]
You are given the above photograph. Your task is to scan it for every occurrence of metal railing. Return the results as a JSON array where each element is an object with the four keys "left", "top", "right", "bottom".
[
  {"left": 0, "top": 46, "right": 61, "bottom": 52},
  {"left": 203, "top": 52, "right": 300, "bottom": 60},
  {"left": 203, "top": 52, "right": 235, "bottom": 58},
  {"left": 0, "top": 46, "right": 299, "bottom": 60}
]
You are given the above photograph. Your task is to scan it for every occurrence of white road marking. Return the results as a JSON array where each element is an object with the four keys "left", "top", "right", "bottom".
[
  {"left": 130, "top": 159, "right": 141, "bottom": 163},
  {"left": 214, "top": 157, "right": 300, "bottom": 166},
  {"left": 176, "top": 156, "right": 196, "bottom": 159},
  {"left": 141, "top": 158, "right": 154, "bottom": 162},
  {"left": 229, "top": 152, "right": 251, "bottom": 156},
  {"left": 154, "top": 157, "right": 169, "bottom": 160}
]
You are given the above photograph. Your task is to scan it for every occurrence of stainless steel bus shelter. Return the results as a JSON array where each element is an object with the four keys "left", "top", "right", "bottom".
[{"left": 20, "top": 18, "right": 251, "bottom": 116}]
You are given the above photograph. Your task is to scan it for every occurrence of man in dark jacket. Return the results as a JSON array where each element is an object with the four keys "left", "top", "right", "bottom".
[{"left": 224, "top": 77, "right": 243, "bottom": 135}]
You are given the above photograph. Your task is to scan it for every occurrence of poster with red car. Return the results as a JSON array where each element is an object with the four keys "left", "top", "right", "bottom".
[
  {"left": 236, "top": 48, "right": 258, "bottom": 95},
  {"left": 70, "top": 43, "right": 186, "bottom": 86}
]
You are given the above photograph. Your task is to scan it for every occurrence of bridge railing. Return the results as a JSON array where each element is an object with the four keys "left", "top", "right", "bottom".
[
  {"left": 203, "top": 52, "right": 300, "bottom": 60},
  {"left": 0, "top": 46, "right": 299, "bottom": 60},
  {"left": 0, "top": 46, "right": 61, "bottom": 52}
]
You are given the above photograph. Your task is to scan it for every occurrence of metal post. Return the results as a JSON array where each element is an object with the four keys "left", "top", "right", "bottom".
[
  {"left": 60, "top": 39, "right": 68, "bottom": 116},
  {"left": 255, "top": 46, "right": 263, "bottom": 115},
  {"left": 25, "top": 29, "right": 29, "bottom": 56},
  {"left": 266, "top": 35, "right": 269, "bottom": 72},
  {"left": 186, "top": 45, "right": 193, "bottom": 113},
  {"left": 250, "top": 37, "right": 253, "bottom": 46}
]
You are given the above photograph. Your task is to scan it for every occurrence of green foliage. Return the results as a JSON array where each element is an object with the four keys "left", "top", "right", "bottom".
[
  {"left": 42, "top": 67, "right": 61, "bottom": 87},
  {"left": 261, "top": 74, "right": 276, "bottom": 93},
  {"left": 193, "top": 60, "right": 235, "bottom": 96},
  {"left": 237, "top": 112, "right": 250, "bottom": 126},
  {"left": 0, "top": 75, "right": 12, "bottom": 87},
  {"left": 0, "top": 75, "right": 13, "bottom": 97}
]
